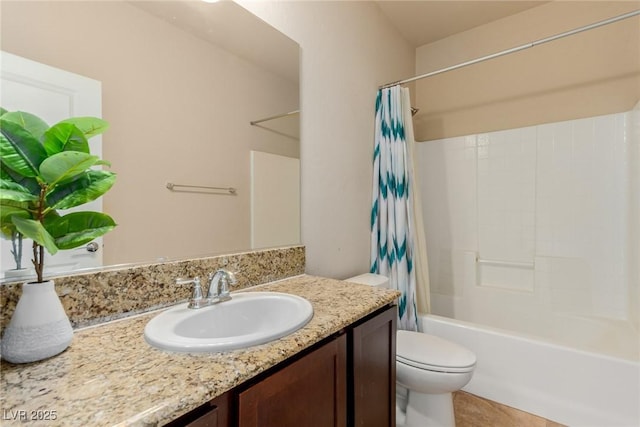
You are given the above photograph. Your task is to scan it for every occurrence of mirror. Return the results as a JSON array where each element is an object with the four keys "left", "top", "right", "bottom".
[{"left": 0, "top": 0, "right": 300, "bottom": 280}]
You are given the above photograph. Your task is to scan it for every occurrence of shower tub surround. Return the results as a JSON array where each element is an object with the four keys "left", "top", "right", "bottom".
[
  {"left": 0, "top": 246, "right": 305, "bottom": 334},
  {"left": 416, "top": 107, "right": 639, "bottom": 361},
  {"left": 415, "top": 107, "right": 639, "bottom": 426}
]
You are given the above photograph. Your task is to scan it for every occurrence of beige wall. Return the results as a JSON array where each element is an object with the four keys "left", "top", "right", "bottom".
[
  {"left": 1, "top": 1, "right": 299, "bottom": 265},
  {"left": 413, "top": 1, "right": 640, "bottom": 141},
  {"left": 239, "top": 1, "right": 415, "bottom": 279}
]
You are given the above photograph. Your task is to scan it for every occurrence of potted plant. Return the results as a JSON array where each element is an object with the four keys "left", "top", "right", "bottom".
[{"left": 0, "top": 108, "right": 117, "bottom": 363}]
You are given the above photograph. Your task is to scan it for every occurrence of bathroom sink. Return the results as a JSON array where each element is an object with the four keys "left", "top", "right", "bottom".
[{"left": 144, "top": 292, "right": 313, "bottom": 353}]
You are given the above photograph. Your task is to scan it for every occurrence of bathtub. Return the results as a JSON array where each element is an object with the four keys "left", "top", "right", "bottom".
[{"left": 419, "top": 314, "right": 640, "bottom": 427}]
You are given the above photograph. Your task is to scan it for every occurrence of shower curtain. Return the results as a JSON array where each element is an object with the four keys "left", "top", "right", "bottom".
[{"left": 371, "top": 85, "right": 430, "bottom": 331}]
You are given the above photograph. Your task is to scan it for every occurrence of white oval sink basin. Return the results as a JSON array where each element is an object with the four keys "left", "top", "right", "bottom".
[{"left": 144, "top": 292, "right": 313, "bottom": 353}]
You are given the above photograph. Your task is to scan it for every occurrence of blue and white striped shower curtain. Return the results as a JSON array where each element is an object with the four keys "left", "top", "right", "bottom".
[{"left": 370, "top": 85, "right": 419, "bottom": 331}]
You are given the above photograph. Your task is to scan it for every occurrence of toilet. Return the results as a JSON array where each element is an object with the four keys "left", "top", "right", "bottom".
[{"left": 347, "top": 273, "right": 476, "bottom": 427}]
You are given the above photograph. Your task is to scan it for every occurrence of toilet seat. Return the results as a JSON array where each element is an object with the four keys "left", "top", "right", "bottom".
[{"left": 397, "top": 330, "right": 476, "bottom": 374}]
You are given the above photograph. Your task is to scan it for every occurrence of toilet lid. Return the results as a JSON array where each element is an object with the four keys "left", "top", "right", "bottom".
[{"left": 397, "top": 330, "right": 476, "bottom": 373}]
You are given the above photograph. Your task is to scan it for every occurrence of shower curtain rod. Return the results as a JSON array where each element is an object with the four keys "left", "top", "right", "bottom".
[
  {"left": 379, "top": 9, "right": 640, "bottom": 90},
  {"left": 250, "top": 110, "right": 299, "bottom": 125}
]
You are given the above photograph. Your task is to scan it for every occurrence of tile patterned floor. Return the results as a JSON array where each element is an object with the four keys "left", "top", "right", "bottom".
[{"left": 453, "top": 391, "right": 566, "bottom": 427}]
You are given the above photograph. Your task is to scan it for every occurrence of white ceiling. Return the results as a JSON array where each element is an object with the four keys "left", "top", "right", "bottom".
[
  {"left": 130, "top": 1, "right": 550, "bottom": 84},
  {"left": 376, "top": 1, "right": 549, "bottom": 47}
]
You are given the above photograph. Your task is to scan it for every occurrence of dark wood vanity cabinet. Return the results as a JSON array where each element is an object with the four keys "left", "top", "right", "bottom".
[
  {"left": 166, "top": 393, "right": 231, "bottom": 427},
  {"left": 350, "top": 304, "right": 397, "bottom": 427},
  {"left": 238, "top": 333, "right": 348, "bottom": 427},
  {"left": 169, "top": 305, "right": 396, "bottom": 427}
]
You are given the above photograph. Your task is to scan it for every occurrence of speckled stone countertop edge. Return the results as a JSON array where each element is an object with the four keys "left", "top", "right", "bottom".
[{"left": 0, "top": 275, "right": 400, "bottom": 427}]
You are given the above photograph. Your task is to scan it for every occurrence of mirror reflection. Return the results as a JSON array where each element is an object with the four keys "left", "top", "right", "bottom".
[{"left": 0, "top": 0, "right": 300, "bottom": 280}]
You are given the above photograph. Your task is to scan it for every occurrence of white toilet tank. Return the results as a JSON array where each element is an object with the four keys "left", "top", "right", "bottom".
[{"left": 346, "top": 273, "right": 390, "bottom": 289}]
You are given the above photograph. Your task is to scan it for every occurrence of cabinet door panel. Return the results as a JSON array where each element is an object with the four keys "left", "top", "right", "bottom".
[
  {"left": 351, "top": 305, "right": 397, "bottom": 427},
  {"left": 166, "top": 392, "right": 231, "bottom": 427},
  {"left": 238, "top": 334, "right": 347, "bottom": 427}
]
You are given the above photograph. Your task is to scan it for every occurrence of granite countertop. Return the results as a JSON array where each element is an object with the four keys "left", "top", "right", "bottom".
[{"left": 0, "top": 275, "right": 399, "bottom": 426}]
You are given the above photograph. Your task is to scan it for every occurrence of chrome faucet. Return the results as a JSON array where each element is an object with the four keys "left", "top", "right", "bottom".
[
  {"left": 176, "top": 269, "right": 237, "bottom": 309},
  {"left": 207, "top": 269, "right": 237, "bottom": 302}
]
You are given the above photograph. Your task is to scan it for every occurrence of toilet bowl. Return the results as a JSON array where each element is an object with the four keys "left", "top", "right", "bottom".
[
  {"left": 346, "top": 273, "right": 476, "bottom": 427},
  {"left": 396, "top": 330, "right": 476, "bottom": 427}
]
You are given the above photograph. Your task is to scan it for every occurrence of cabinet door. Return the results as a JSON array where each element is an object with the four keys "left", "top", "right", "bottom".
[
  {"left": 238, "top": 334, "right": 347, "bottom": 427},
  {"left": 166, "top": 392, "right": 231, "bottom": 427},
  {"left": 350, "top": 305, "right": 397, "bottom": 427}
]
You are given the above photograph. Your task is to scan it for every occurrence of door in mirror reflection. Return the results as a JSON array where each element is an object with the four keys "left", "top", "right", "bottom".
[{"left": 0, "top": 51, "right": 105, "bottom": 279}]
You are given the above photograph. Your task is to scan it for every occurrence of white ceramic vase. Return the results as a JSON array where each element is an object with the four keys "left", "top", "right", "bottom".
[{"left": 1, "top": 280, "right": 73, "bottom": 364}]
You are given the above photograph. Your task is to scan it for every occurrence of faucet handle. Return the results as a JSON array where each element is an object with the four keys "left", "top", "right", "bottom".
[{"left": 176, "top": 277, "right": 206, "bottom": 308}]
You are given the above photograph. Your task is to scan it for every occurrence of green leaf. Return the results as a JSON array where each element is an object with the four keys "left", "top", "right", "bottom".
[
  {"left": 0, "top": 107, "right": 8, "bottom": 117},
  {"left": 1, "top": 111, "right": 49, "bottom": 140},
  {"left": 47, "top": 170, "right": 116, "bottom": 210},
  {"left": 0, "top": 205, "right": 31, "bottom": 237},
  {"left": 42, "top": 123, "right": 90, "bottom": 155},
  {"left": 41, "top": 210, "right": 60, "bottom": 228},
  {"left": 0, "top": 179, "right": 38, "bottom": 202},
  {"left": 1, "top": 163, "right": 41, "bottom": 195},
  {"left": 0, "top": 119, "right": 48, "bottom": 177},
  {"left": 59, "top": 117, "right": 109, "bottom": 138},
  {"left": 46, "top": 211, "right": 116, "bottom": 250},
  {"left": 12, "top": 216, "right": 58, "bottom": 255},
  {"left": 38, "top": 151, "right": 108, "bottom": 186},
  {"left": 0, "top": 198, "right": 30, "bottom": 211}
]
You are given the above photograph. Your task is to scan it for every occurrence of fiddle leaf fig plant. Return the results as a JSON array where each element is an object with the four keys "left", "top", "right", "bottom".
[{"left": 0, "top": 108, "right": 117, "bottom": 283}]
